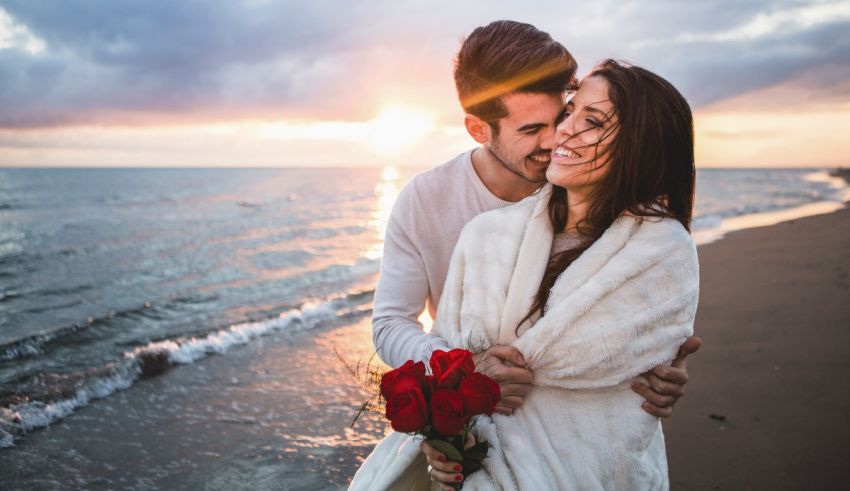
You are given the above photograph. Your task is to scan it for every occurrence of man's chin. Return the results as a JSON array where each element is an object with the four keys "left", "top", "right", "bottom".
[{"left": 524, "top": 163, "right": 550, "bottom": 184}]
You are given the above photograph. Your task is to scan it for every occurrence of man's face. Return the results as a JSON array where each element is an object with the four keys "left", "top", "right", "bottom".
[{"left": 487, "top": 92, "right": 566, "bottom": 184}]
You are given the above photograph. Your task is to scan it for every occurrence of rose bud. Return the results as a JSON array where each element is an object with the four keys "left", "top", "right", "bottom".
[{"left": 429, "top": 349, "right": 475, "bottom": 390}]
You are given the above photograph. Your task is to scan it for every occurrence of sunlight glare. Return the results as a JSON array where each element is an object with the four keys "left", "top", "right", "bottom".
[
  {"left": 363, "top": 166, "right": 400, "bottom": 260},
  {"left": 368, "top": 106, "right": 434, "bottom": 156}
]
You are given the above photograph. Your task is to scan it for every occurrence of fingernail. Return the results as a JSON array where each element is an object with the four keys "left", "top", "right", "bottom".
[
  {"left": 454, "top": 465, "right": 462, "bottom": 471},
  {"left": 438, "top": 455, "right": 446, "bottom": 462},
  {"left": 455, "top": 474, "right": 464, "bottom": 481}
]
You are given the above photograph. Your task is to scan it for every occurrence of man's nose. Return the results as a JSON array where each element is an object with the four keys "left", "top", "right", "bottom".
[{"left": 541, "top": 126, "right": 558, "bottom": 150}]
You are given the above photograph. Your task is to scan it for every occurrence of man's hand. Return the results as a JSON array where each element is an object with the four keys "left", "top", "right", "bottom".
[
  {"left": 474, "top": 345, "right": 533, "bottom": 416},
  {"left": 632, "top": 336, "right": 702, "bottom": 417}
]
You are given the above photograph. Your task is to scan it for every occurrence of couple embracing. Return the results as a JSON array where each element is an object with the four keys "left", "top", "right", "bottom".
[{"left": 351, "top": 20, "right": 701, "bottom": 490}]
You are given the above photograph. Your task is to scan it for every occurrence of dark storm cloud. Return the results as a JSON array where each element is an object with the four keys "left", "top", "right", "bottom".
[
  {"left": 632, "top": 16, "right": 850, "bottom": 106},
  {"left": 0, "top": 0, "right": 848, "bottom": 128}
]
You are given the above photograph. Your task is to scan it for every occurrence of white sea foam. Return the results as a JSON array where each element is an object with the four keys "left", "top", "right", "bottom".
[
  {"left": 693, "top": 170, "right": 849, "bottom": 245},
  {"left": 0, "top": 367, "right": 139, "bottom": 448},
  {"left": 0, "top": 340, "right": 42, "bottom": 361},
  {"left": 804, "top": 170, "right": 850, "bottom": 202},
  {"left": 0, "top": 295, "right": 370, "bottom": 448},
  {"left": 0, "top": 429, "right": 13, "bottom": 447}
]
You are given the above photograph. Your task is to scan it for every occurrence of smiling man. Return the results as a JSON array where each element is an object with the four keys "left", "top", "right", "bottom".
[{"left": 371, "top": 19, "right": 699, "bottom": 433}]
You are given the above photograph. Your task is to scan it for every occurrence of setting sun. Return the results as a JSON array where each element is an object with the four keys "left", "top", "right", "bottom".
[{"left": 367, "top": 105, "right": 435, "bottom": 156}]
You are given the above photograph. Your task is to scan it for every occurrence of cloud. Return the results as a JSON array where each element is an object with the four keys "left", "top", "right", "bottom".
[
  {"left": 0, "top": 0, "right": 847, "bottom": 129},
  {"left": 0, "top": 6, "right": 44, "bottom": 53},
  {"left": 623, "top": 2, "right": 850, "bottom": 106}
]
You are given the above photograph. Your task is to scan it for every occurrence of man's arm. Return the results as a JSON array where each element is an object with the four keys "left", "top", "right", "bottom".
[
  {"left": 374, "top": 181, "right": 533, "bottom": 415},
  {"left": 372, "top": 196, "right": 451, "bottom": 369}
]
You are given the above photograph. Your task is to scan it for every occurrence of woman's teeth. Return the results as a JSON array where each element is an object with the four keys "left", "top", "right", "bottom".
[{"left": 554, "top": 146, "right": 580, "bottom": 158}]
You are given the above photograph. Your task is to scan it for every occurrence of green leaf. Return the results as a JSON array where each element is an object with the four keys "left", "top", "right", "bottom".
[
  {"left": 462, "top": 458, "right": 482, "bottom": 474},
  {"left": 465, "top": 449, "right": 487, "bottom": 461},
  {"left": 469, "top": 441, "right": 489, "bottom": 453},
  {"left": 428, "top": 439, "right": 463, "bottom": 463}
]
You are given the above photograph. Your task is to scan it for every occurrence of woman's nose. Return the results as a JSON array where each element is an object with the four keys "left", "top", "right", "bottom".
[{"left": 555, "top": 114, "right": 575, "bottom": 140}]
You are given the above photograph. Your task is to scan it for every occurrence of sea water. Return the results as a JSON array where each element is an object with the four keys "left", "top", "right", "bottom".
[{"left": 0, "top": 166, "right": 847, "bottom": 448}]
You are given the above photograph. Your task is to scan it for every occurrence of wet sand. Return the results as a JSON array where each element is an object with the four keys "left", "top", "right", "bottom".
[
  {"left": 1, "top": 208, "right": 848, "bottom": 490},
  {"left": 664, "top": 207, "right": 850, "bottom": 490},
  {"left": 0, "top": 314, "right": 390, "bottom": 490}
]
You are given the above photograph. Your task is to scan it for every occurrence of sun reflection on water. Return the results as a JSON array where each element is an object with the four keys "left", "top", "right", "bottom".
[{"left": 363, "top": 166, "right": 400, "bottom": 261}]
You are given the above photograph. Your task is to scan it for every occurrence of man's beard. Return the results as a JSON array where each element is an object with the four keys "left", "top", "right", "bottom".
[{"left": 487, "top": 141, "right": 549, "bottom": 184}]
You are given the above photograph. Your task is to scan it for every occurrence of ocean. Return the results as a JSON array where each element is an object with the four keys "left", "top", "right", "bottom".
[{"left": 0, "top": 166, "right": 847, "bottom": 472}]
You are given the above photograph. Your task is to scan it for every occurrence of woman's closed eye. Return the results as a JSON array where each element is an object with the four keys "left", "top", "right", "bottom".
[{"left": 586, "top": 118, "right": 603, "bottom": 128}]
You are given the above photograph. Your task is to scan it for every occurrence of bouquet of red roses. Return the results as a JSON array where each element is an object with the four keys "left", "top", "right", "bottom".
[{"left": 379, "top": 348, "right": 500, "bottom": 487}]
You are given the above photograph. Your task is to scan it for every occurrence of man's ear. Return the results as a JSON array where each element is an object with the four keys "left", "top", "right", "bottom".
[{"left": 464, "top": 114, "right": 492, "bottom": 145}]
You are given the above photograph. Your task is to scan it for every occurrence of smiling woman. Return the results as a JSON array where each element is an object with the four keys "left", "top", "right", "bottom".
[{"left": 367, "top": 105, "right": 435, "bottom": 156}]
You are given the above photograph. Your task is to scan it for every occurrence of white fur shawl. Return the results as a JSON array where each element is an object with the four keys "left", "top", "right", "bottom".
[{"left": 350, "top": 184, "right": 699, "bottom": 490}]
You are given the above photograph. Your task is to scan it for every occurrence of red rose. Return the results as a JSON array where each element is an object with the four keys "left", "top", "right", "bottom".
[
  {"left": 381, "top": 360, "right": 430, "bottom": 433},
  {"left": 384, "top": 376, "right": 430, "bottom": 432},
  {"left": 458, "top": 372, "right": 501, "bottom": 417},
  {"left": 430, "top": 389, "right": 470, "bottom": 435},
  {"left": 429, "top": 349, "right": 475, "bottom": 390},
  {"left": 423, "top": 374, "right": 435, "bottom": 397},
  {"left": 380, "top": 360, "right": 426, "bottom": 400}
]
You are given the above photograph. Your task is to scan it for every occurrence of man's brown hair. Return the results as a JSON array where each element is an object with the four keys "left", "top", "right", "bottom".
[{"left": 453, "top": 20, "right": 577, "bottom": 128}]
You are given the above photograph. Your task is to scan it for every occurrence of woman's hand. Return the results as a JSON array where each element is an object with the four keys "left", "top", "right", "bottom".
[
  {"left": 632, "top": 336, "right": 702, "bottom": 417},
  {"left": 421, "top": 433, "right": 476, "bottom": 490}
]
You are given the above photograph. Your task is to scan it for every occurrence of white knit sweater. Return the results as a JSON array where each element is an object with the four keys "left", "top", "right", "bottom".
[{"left": 350, "top": 184, "right": 699, "bottom": 490}]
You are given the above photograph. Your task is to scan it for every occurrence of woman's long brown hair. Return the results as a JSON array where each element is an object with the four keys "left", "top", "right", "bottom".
[{"left": 517, "top": 59, "right": 696, "bottom": 333}]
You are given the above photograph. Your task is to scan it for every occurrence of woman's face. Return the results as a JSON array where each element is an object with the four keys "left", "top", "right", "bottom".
[{"left": 547, "top": 75, "right": 618, "bottom": 193}]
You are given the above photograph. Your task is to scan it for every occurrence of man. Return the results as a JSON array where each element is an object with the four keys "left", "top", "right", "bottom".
[{"left": 373, "top": 20, "right": 699, "bottom": 424}]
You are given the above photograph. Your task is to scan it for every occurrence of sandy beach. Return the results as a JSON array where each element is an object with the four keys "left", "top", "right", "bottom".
[
  {"left": 665, "top": 206, "right": 850, "bottom": 489},
  {"left": 1, "top": 207, "right": 848, "bottom": 490}
]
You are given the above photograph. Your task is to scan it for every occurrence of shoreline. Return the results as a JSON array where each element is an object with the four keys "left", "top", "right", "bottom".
[
  {"left": 693, "top": 169, "right": 850, "bottom": 245},
  {"left": 1, "top": 206, "right": 847, "bottom": 489},
  {"left": 0, "top": 172, "right": 848, "bottom": 489},
  {"left": 4, "top": 170, "right": 847, "bottom": 451}
]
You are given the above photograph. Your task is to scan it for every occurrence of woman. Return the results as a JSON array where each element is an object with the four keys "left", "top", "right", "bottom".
[{"left": 352, "top": 60, "right": 698, "bottom": 490}]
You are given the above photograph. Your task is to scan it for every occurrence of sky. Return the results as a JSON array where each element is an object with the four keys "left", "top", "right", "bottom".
[{"left": 0, "top": 0, "right": 849, "bottom": 168}]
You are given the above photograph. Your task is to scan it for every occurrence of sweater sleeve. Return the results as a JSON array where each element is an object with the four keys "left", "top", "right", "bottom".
[{"left": 372, "top": 185, "right": 451, "bottom": 369}]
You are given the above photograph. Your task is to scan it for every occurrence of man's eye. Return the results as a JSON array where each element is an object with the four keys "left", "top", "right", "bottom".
[{"left": 556, "top": 111, "right": 570, "bottom": 125}]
